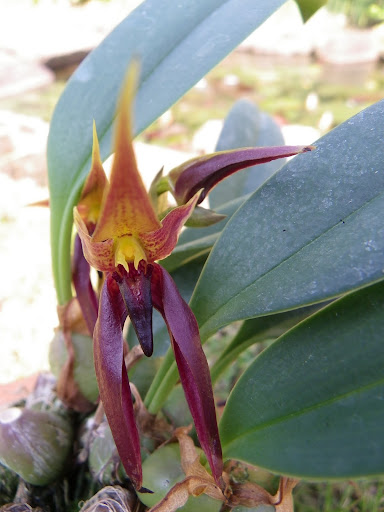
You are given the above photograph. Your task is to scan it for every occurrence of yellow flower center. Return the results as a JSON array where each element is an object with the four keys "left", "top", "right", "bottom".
[{"left": 114, "top": 235, "right": 147, "bottom": 271}]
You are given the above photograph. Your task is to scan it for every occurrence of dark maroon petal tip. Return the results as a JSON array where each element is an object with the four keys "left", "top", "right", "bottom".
[
  {"left": 114, "top": 263, "right": 154, "bottom": 357},
  {"left": 138, "top": 487, "right": 154, "bottom": 494}
]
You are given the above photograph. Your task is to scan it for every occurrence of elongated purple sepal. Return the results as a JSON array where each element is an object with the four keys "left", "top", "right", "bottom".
[
  {"left": 114, "top": 263, "right": 154, "bottom": 357},
  {"left": 171, "top": 145, "right": 314, "bottom": 204},
  {"left": 151, "top": 264, "right": 223, "bottom": 485},
  {"left": 94, "top": 275, "right": 142, "bottom": 489},
  {"left": 72, "top": 234, "right": 99, "bottom": 335}
]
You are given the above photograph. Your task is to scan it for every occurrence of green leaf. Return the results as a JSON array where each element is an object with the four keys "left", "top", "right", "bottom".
[
  {"left": 210, "top": 303, "right": 324, "bottom": 384},
  {"left": 47, "top": 0, "right": 287, "bottom": 304},
  {"left": 191, "top": 101, "right": 384, "bottom": 340},
  {"left": 295, "top": 0, "right": 327, "bottom": 21},
  {"left": 209, "top": 99, "right": 285, "bottom": 209},
  {"left": 161, "top": 234, "right": 215, "bottom": 274},
  {"left": 220, "top": 280, "right": 384, "bottom": 479}
]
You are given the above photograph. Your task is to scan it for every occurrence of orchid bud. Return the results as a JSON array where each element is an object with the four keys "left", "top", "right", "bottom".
[
  {"left": 169, "top": 145, "right": 314, "bottom": 206},
  {"left": 0, "top": 407, "right": 73, "bottom": 486},
  {"left": 49, "top": 330, "right": 99, "bottom": 403},
  {"left": 148, "top": 167, "right": 171, "bottom": 216}
]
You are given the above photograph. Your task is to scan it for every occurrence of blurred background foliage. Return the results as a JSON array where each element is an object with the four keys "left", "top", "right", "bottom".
[
  {"left": 328, "top": 0, "right": 384, "bottom": 27},
  {"left": 30, "top": 0, "right": 384, "bottom": 29}
]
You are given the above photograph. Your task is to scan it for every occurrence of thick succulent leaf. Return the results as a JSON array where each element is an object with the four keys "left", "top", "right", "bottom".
[
  {"left": 72, "top": 234, "right": 98, "bottom": 335},
  {"left": 210, "top": 99, "right": 286, "bottom": 209},
  {"left": 171, "top": 145, "right": 311, "bottom": 205},
  {"left": 93, "top": 276, "right": 142, "bottom": 489},
  {"left": 210, "top": 303, "right": 324, "bottom": 384},
  {"left": 191, "top": 100, "right": 384, "bottom": 340},
  {"left": 47, "top": 0, "right": 287, "bottom": 304},
  {"left": 161, "top": 233, "right": 215, "bottom": 274},
  {"left": 0, "top": 407, "right": 73, "bottom": 486},
  {"left": 220, "top": 280, "right": 384, "bottom": 479},
  {"left": 177, "top": 196, "right": 246, "bottom": 245},
  {"left": 151, "top": 264, "right": 223, "bottom": 485}
]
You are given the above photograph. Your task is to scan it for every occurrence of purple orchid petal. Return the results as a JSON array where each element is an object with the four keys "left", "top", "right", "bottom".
[
  {"left": 114, "top": 263, "right": 154, "bottom": 357},
  {"left": 171, "top": 145, "right": 314, "bottom": 204},
  {"left": 72, "top": 234, "right": 99, "bottom": 335},
  {"left": 94, "top": 274, "right": 142, "bottom": 489},
  {"left": 151, "top": 263, "right": 223, "bottom": 485}
]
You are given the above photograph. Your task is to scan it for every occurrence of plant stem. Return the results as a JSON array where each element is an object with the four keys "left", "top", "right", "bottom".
[
  {"left": 144, "top": 347, "right": 176, "bottom": 412},
  {"left": 210, "top": 341, "right": 252, "bottom": 385},
  {"left": 145, "top": 359, "right": 179, "bottom": 415}
]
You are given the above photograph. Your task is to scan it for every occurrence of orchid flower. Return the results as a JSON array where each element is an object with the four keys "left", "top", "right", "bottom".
[{"left": 73, "top": 65, "right": 313, "bottom": 491}]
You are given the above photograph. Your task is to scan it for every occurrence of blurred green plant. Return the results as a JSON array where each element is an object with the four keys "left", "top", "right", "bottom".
[{"left": 327, "top": 0, "right": 384, "bottom": 27}]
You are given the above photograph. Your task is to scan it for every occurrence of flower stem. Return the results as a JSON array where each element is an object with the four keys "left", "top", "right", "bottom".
[{"left": 144, "top": 347, "right": 177, "bottom": 413}]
